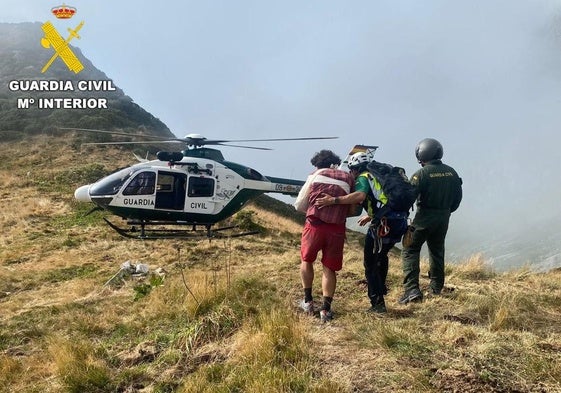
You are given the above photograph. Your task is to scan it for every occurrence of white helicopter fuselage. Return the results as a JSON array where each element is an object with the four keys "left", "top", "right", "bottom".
[{"left": 75, "top": 151, "right": 303, "bottom": 225}]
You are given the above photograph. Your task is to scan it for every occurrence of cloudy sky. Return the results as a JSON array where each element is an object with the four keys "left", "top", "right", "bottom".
[{"left": 3, "top": 1, "right": 561, "bottom": 267}]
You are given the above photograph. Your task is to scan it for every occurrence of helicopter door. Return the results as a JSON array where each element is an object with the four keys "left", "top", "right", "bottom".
[
  {"left": 155, "top": 171, "right": 187, "bottom": 210},
  {"left": 186, "top": 176, "right": 215, "bottom": 213}
]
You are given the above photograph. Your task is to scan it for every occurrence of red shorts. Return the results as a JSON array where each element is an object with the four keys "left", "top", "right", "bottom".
[{"left": 300, "top": 220, "right": 346, "bottom": 272}]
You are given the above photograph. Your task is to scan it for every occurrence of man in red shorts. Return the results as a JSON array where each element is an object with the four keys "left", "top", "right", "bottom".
[{"left": 294, "top": 150, "right": 354, "bottom": 322}]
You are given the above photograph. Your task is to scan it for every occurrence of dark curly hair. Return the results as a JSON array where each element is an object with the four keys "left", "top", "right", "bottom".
[{"left": 310, "top": 150, "right": 341, "bottom": 169}]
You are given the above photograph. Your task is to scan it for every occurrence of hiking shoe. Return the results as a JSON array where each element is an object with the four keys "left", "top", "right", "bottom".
[
  {"left": 367, "top": 296, "right": 387, "bottom": 313},
  {"left": 300, "top": 300, "right": 314, "bottom": 315},
  {"left": 367, "top": 303, "right": 387, "bottom": 314},
  {"left": 319, "top": 309, "right": 333, "bottom": 323},
  {"left": 398, "top": 288, "right": 423, "bottom": 304}
]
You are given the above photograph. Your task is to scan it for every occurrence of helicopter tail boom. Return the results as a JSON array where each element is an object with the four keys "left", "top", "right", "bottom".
[{"left": 245, "top": 176, "right": 304, "bottom": 196}]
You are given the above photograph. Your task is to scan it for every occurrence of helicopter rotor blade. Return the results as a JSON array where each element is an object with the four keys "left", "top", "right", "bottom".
[
  {"left": 82, "top": 141, "right": 272, "bottom": 150},
  {"left": 82, "top": 141, "right": 183, "bottom": 146},
  {"left": 59, "top": 127, "right": 182, "bottom": 141},
  {"left": 214, "top": 143, "right": 272, "bottom": 150},
  {"left": 202, "top": 136, "right": 338, "bottom": 144},
  {"left": 61, "top": 127, "right": 338, "bottom": 148}
]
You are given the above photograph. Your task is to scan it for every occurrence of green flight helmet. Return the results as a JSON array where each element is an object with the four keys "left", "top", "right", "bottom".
[{"left": 415, "top": 138, "right": 443, "bottom": 163}]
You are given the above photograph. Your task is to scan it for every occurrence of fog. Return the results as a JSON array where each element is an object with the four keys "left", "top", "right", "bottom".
[{"left": 3, "top": 1, "right": 561, "bottom": 269}]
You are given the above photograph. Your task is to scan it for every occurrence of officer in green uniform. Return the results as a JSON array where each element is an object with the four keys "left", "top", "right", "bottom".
[{"left": 399, "top": 138, "right": 463, "bottom": 304}]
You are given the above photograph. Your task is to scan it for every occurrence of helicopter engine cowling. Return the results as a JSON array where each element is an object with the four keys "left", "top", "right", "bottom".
[{"left": 75, "top": 184, "right": 92, "bottom": 202}]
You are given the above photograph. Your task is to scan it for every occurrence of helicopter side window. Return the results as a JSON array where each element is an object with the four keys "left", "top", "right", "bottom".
[
  {"left": 188, "top": 177, "right": 214, "bottom": 197},
  {"left": 123, "top": 172, "right": 156, "bottom": 195},
  {"left": 157, "top": 173, "right": 174, "bottom": 192},
  {"left": 247, "top": 168, "right": 266, "bottom": 181}
]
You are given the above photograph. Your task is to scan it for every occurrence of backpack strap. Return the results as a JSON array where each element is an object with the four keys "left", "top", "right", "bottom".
[
  {"left": 359, "top": 172, "right": 388, "bottom": 219},
  {"left": 359, "top": 172, "right": 388, "bottom": 204}
]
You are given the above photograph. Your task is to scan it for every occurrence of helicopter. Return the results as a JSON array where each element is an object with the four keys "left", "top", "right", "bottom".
[{"left": 68, "top": 128, "right": 338, "bottom": 239}]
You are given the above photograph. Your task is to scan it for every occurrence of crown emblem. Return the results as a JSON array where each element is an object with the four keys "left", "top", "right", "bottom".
[{"left": 51, "top": 4, "right": 77, "bottom": 19}]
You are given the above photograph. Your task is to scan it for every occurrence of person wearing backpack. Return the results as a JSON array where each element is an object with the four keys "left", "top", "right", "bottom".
[
  {"left": 294, "top": 150, "right": 355, "bottom": 322},
  {"left": 315, "top": 151, "right": 409, "bottom": 313},
  {"left": 398, "top": 138, "right": 463, "bottom": 304}
]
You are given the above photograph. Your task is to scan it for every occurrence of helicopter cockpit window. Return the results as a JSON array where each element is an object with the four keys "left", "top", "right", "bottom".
[
  {"left": 89, "top": 167, "right": 139, "bottom": 196},
  {"left": 123, "top": 172, "right": 156, "bottom": 195},
  {"left": 188, "top": 177, "right": 214, "bottom": 197}
]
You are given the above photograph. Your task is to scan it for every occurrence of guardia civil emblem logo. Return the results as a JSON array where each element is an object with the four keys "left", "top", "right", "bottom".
[{"left": 41, "top": 4, "right": 85, "bottom": 74}]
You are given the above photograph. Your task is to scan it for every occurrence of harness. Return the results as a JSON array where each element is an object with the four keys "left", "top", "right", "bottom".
[{"left": 365, "top": 217, "right": 388, "bottom": 254}]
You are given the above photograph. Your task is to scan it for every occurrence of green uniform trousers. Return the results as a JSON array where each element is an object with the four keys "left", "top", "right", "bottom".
[{"left": 401, "top": 210, "right": 450, "bottom": 292}]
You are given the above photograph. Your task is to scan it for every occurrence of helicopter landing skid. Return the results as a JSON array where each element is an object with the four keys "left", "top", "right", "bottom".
[{"left": 103, "top": 218, "right": 259, "bottom": 240}]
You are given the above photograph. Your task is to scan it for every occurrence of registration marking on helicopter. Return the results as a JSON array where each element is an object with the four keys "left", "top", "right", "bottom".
[{"left": 275, "top": 184, "right": 302, "bottom": 193}]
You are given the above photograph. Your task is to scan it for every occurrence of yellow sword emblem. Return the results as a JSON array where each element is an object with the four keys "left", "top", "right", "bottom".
[{"left": 40, "top": 21, "right": 85, "bottom": 74}]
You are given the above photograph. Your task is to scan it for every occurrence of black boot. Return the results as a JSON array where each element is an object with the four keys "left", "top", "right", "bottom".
[
  {"left": 398, "top": 288, "right": 423, "bottom": 304},
  {"left": 368, "top": 295, "right": 387, "bottom": 313}
]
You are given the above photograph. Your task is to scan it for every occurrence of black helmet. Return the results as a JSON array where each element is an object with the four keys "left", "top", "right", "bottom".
[{"left": 415, "top": 138, "right": 443, "bottom": 163}]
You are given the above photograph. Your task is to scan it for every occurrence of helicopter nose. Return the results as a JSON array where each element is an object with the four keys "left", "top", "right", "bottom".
[{"left": 74, "top": 185, "right": 92, "bottom": 202}]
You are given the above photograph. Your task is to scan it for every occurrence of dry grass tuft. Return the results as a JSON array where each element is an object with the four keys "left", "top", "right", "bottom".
[
  {"left": 48, "top": 337, "right": 112, "bottom": 392},
  {"left": 448, "top": 253, "right": 496, "bottom": 281}
]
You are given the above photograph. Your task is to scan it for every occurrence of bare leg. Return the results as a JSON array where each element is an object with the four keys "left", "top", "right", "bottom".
[
  {"left": 300, "top": 261, "right": 314, "bottom": 289},
  {"left": 322, "top": 265, "right": 336, "bottom": 297}
]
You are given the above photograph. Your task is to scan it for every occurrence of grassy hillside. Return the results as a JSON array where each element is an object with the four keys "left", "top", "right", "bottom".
[{"left": 1, "top": 134, "right": 561, "bottom": 392}]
